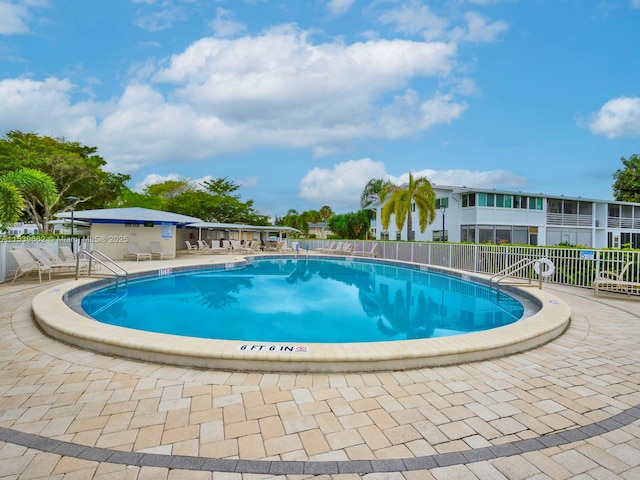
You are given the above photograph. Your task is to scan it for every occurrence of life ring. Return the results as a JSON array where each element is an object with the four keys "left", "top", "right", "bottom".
[{"left": 534, "top": 258, "right": 555, "bottom": 278}]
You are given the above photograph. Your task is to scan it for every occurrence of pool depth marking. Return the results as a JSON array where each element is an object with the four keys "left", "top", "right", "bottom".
[{"left": 236, "top": 344, "right": 310, "bottom": 352}]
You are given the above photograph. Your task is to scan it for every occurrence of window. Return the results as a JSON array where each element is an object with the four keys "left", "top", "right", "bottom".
[
  {"left": 496, "top": 194, "right": 504, "bottom": 208},
  {"left": 548, "top": 199, "right": 562, "bottom": 213},
  {"left": 496, "top": 227, "right": 511, "bottom": 244},
  {"left": 435, "top": 198, "right": 449, "bottom": 209},
  {"left": 396, "top": 232, "right": 401, "bottom": 241},
  {"left": 515, "top": 195, "right": 528, "bottom": 209},
  {"left": 564, "top": 201, "right": 577, "bottom": 215},
  {"left": 478, "top": 226, "right": 494, "bottom": 243},
  {"left": 478, "top": 193, "right": 487, "bottom": 206},
  {"left": 503, "top": 195, "right": 512, "bottom": 208},
  {"left": 529, "top": 197, "right": 542, "bottom": 210},
  {"left": 486, "top": 194, "right": 495, "bottom": 207},
  {"left": 512, "top": 226, "right": 528, "bottom": 244},
  {"left": 460, "top": 226, "right": 476, "bottom": 243}
]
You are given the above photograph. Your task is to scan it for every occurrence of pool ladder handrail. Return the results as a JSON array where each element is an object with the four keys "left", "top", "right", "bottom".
[
  {"left": 76, "top": 249, "right": 129, "bottom": 289},
  {"left": 490, "top": 258, "right": 542, "bottom": 290}
]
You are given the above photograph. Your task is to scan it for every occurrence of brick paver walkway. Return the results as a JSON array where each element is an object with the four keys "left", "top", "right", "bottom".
[{"left": 1, "top": 259, "right": 640, "bottom": 479}]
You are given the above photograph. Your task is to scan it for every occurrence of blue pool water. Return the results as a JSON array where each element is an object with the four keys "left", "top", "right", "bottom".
[{"left": 81, "top": 258, "right": 525, "bottom": 343}]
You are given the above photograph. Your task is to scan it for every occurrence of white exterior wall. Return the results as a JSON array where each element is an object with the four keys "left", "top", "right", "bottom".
[{"left": 89, "top": 223, "right": 177, "bottom": 259}]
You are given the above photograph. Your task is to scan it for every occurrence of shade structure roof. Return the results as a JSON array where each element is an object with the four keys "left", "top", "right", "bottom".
[
  {"left": 186, "top": 222, "right": 300, "bottom": 234},
  {"left": 56, "top": 207, "right": 202, "bottom": 224}
]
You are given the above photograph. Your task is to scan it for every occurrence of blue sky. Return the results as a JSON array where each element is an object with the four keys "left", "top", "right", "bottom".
[{"left": 1, "top": 0, "right": 639, "bottom": 218}]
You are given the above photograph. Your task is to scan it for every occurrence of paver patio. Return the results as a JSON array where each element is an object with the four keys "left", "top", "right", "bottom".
[{"left": 1, "top": 255, "right": 639, "bottom": 479}]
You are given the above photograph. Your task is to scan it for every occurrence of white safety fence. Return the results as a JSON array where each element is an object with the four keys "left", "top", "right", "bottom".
[
  {"left": 300, "top": 240, "right": 640, "bottom": 290},
  {"left": 3, "top": 238, "right": 640, "bottom": 290}
]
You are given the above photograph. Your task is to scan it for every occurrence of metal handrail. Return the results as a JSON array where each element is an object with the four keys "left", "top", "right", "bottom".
[
  {"left": 76, "top": 249, "right": 128, "bottom": 289},
  {"left": 490, "top": 258, "right": 540, "bottom": 290}
]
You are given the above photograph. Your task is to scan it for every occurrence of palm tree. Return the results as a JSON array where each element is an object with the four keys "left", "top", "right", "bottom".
[
  {"left": 379, "top": 172, "right": 436, "bottom": 241},
  {"left": 0, "top": 168, "right": 58, "bottom": 232},
  {"left": 319, "top": 205, "right": 334, "bottom": 222},
  {"left": 360, "top": 178, "right": 392, "bottom": 209},
  {"left": 281, "top": 209, "right": 309, "bottom": 235}
]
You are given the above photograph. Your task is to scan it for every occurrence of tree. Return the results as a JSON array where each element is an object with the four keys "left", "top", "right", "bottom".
[
  {"left": 327, "top": 211, "right": 370, "bottom": 239},
  {"left": 613, "top": 154, "right": 640, "bottom": 202},
  {"left": 360, "top": 178, "right": 392, "bottom": 209},
  {"left": 281, "top": 209, "right": 309, "bottom": 235},
  {"left": 319, "top": 205, "right": 334, "bottom": 221},
  {"left": 0, "top": 168, "right": 58, "bottom": 231},
  {"left": 0, "top": 131, "right": 130, "bottom": 231},
  {"left": 379, "top": 172, "right": 436, "bottom": 241}
]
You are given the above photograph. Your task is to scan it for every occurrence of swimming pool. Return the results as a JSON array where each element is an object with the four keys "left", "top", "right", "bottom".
[
  {"left": 33, "top": 255, "right": 571, "bottom": 372},
  {"left": 81, "top": 258, "right": 525, "bottom": 343}
]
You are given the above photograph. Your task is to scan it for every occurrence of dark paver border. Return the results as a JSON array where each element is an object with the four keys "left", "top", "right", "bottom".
[{"left": 0, "top": 402, "right": 638, "bottom": 474}]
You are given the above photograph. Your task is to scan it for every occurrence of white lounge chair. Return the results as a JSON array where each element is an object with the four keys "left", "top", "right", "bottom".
[
  {"left": 26, "top": 247, "right": 79, "bottom": 275},
  {"left": 8, "top": 248, "right": 51, "bottom": 284},
  {"left": 197, "top": 240, "right": 228, "bottom": 254},
  {"left": 150, "top": 241, "right": 174, "bottom": 260},
  {"left": 59, "top": 245, "right": 77, "bottom": 262},
  {"left": 184, "top": 240, "right": 199, "bottom": 253},
  {"left": 124, "top": 242, "right": 152, "bottom": 261},
  {"left": 352, "top": 244, "right": 378, "bottom": 258},
  {"left": 318, "top": 242, "right": 337, "bottom": 253},
  {"left": 593, "top": 261, "right": 640, "bottom": 297}
]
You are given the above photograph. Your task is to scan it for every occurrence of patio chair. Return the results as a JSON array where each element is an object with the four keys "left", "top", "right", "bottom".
[
  {"left": 352, "top": 244, "right": 378, "bottom": 258},
  {"left": 41, "top": 246, "right": 91, "bottom": 271},
  {"left": 317, "top": 242, "right": 336, "bottom": 253},
  {"left": 26, "top": 247, "right": 80, "bottom": 276},
  {"left": 59, "top": 245, "right": 77, "bottom": 262},
  {"left": 124, "top": 242, "right": 152, "bottom": 261},
  {"left": 184, "top": 240, "right": 199, "bottom": 253},
  {"left": 197, "top": 240, "right": 228, "bottom": 254},
  {"left": 229, "top": 239, "right": 253, "bottom": 253},
  {"left": 8, "top": 248, "right": 51, "bottom": 284},
  {"left": 150, "top": 241, "right": 174, "bottom": 260},
  {"left": 340, "top": 243, "right": 354, "bottom": 255},
  {"left": 593, "top": 261, "right": 640, "bottom": 297}
]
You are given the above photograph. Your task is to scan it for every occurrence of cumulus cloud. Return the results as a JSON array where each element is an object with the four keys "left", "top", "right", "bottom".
[
  {"left": 0, "top": 0, "right": 41, "bottom": 35},
  {"left": 208, "top": 7, "right": 246, "bottom": 38},
  {"left": 134, "top": 1, "right": 188, "bottom": 32},
  {"left": 0, "top": 25, "right": 468, "bottom": 173},
  {"left": 327, "top": 0, "right": 356, "bottom": 16},
  {"left": 298, "top": 160, "right": 527, "bottom": 211},
  {"left": 377, "top": 2, "right": 449, "bottom": 40},
  {"left": 455, "top": 11, "right": 508, "bottom": 43},
  {"left": 399, "top": 168, "right": 527, "bottom": 189},
  {"left": 587, "top": 97, "right": 640, "bottom": 138},
  {"left": 299, "top": 158, "right": 388, "bottom": 210}
]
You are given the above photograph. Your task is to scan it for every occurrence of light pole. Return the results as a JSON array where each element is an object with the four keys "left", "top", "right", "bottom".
[
  {"left": 66, "top": 196, "right": 78, "bottom": 251},
  {"left": 439, "top": 203, "right": 447, "bottom": 242}
]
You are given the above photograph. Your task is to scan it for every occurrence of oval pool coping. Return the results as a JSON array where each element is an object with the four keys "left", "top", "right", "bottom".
[{"left": 32, "top": 255, "right": 571, "bottom": 373}]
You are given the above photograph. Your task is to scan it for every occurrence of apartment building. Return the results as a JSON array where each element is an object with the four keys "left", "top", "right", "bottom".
[{"left": 370, "top": 185, "right": 640, "bottom": 248}]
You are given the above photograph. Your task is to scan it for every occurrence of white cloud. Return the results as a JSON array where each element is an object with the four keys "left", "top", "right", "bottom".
[
  {"left": 457, "top": 11, "right": 508, "bottom": 43},
  {"left": 0, "top": 26, "right": 467, "bottom": 173},
  {"left": 299, "top": 158, "right": 387, "bottom": 210},
  {"left": 327, "top": 0, "right": 356, "bottom": 16},
  {"left": 0, "top": 77, "right": 98, "bottom": 138},
  {"left": 396, "top": 168, "right": 527, "bottom": 189},
  {"left": 298, "top": 160, "right": 527, "bottom": 211},
  {"left": 377, "top": 2, "right": 449, "bottom": 41},
  {"left": 134, "top": 1, "right": 188, "bottom": 32},
  {"left": 208, "top": 7, "right": 246, "bottom": 38},
  {"left": 632, "top": 0, "right": 640, "bottom": 9},
  {"left": 133, "top": 173, "right": 184, "bottom": 192},
  {"left": 587, "top": 97, "right": 640, "bottom": 138},
  {"left": 0, "top": 1, "right": 33, "bottom": 35}
]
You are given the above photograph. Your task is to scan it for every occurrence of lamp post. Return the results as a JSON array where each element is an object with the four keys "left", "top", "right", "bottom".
[
  {"left": 66, "top": 196, "right": 78, "bottom": 251},
  {"left": 439, "top": 203, "right": 447, "bottom": 242}
]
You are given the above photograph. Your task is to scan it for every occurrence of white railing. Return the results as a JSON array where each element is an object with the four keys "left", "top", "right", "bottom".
[
  {"left": 300, "top": 240, "right": 640, "bottom": 289},
  {"left": 4, "top": 238, "right": 640, "bottom": 290}
]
